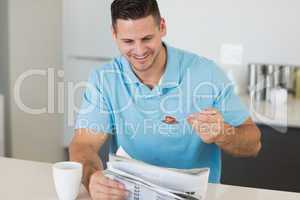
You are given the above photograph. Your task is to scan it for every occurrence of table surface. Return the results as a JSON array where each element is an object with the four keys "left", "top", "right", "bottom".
[{"left": 1, "top": 157, "right": 300, "bottom": 200}]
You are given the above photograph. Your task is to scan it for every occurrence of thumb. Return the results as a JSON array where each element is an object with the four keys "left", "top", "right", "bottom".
[
  {"left": 201, "top": 108, "right": 218, "bottom": 115},
  {"left": 187, "top": 115, "right": 199, "bottom": 126}
]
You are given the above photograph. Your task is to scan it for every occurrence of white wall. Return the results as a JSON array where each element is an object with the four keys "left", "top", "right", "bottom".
[
  {"left": 63, "top": 0, "right": 117, "bottom": 59},
  {"left": 8, "top": 0, "right": 64, "bottom": 162},
  {"left": 158, "top": 0, "right": 300, "bottom": 93}
]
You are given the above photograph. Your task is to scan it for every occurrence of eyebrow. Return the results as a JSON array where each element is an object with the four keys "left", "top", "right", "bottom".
[{"left": 120, "top": 34, "right": 155, "bottom": 41}]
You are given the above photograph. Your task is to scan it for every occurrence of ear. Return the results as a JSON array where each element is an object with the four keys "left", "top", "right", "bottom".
[
  {"left": 111, "top": 25, "right": 117, "bottom": 41},
  {"left": 159, "top": 17, "right": 167, "bottom": 37}
]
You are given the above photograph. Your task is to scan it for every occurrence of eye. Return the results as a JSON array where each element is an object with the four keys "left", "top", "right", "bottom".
[
  {"left": 143, "top": 37, "right": 152, "bottom": 41},
  {"left": 123, "top": 40, "right": 133, "bottom": 44}
]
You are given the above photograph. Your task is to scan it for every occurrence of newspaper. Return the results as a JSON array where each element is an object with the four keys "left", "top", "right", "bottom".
[{"left": 103, "top": 147, "right": 210, "bottom": 200}]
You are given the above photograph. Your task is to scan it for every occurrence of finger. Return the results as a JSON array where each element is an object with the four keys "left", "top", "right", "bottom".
[
  {"left": 187, "top": 112, "right": 202, "bottom": 124},
  {"left": 190, "top": 119, "right": 220, "bottom": 135},
  {"left": 187, "top": 109, "right": 216, "bottom": 118},
  {"left": 97, "top": 176, "right": 125, "bottom": 190},
  {"left": 91, "top": 182, "right": 128, "bottom": 200},
  {"left": 197, "top": 114, "right": 219, "bottom": 123},
  {"left": 192, "top": 123, "right": 216, "bottom": 142},
  {"left": 201, "top": 108, "right": 218, "bottom": 115},
  {"left": 187, "top": 112, "right": 201, "bottom": 119},
  {"left": 188, "top": 120, "right": 218, "bottom": 144},
  {"left": 200, "top": 135, "right": 216, "bottom": 144},
  {"left": 97, "top": 183, "right": 128, "bottom": 197},
  {"left": 92, "top": 192, "right": 127, "bottom": 200},
  {"left": 189, "top": 119, "right": 209, "bottom": 133},
  {"left": 188, "top": 114, "right": 216, "bottom": 124},
  {"left": 90, "top": 173, "right": 127, "bottom": 198}
]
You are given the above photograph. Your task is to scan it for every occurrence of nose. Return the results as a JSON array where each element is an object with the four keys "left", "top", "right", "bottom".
[{"left": 133, "top": 41, "right": 147, "bottom": 56}]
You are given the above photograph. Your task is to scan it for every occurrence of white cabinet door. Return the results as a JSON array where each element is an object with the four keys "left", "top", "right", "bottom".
[
  {"left": 63, "top": 0, "right": 118, "bottom": 147},
  {"left": 63, "top": 59, "right": 108, "bottom": 147},
  {"left": 63, "top": 0, "right": 118, "bottom": 58}
]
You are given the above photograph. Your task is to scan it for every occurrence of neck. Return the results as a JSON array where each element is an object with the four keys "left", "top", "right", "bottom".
[{"left": 134, "top": 44, "right": 167, "bottom": 89}]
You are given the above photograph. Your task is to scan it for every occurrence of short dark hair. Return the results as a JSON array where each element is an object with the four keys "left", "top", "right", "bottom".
[{"left": 111, "top": 0, "right": 161, "bottom": 30}]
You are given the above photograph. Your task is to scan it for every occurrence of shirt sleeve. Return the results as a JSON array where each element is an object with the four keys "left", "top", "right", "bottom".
[
  {"left": 210, "top": 62, "right": 250, "bottom": 127},
  {"left": 75, "top": 69, "right": 114, "bottom": 134}
]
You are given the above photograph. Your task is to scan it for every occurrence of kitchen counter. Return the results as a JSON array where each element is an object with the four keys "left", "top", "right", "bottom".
[
  {"left": 1, "top": 157, "right": 300, "bottom": 200},
  {"left": 239, "top": 94, "right": 300, "bottom": 128}
]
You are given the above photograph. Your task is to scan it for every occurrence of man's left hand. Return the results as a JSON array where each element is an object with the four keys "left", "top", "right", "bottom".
[{"left": 187, "top": 108, "right": 229, "bottom": 144}]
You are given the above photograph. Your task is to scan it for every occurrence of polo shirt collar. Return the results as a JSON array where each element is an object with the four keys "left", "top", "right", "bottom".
[
  {"left": 121, "top": 42, "right": 180, "bottom": 89},
  {"left": 159, "top": 43, "right": 180, "bottom": 89},
  {"left": 121, "top": 56, "right": 140, "bottom": 85}
]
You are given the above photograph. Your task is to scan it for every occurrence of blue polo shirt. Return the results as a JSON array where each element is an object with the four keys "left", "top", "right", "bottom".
[{"left": 75, "top": 43, "right": 249, "bottom": 183}]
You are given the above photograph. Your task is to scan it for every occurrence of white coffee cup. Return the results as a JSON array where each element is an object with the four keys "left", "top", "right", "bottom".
[{"left": 52, "top": 161, "right": 83, "bottom": 200}]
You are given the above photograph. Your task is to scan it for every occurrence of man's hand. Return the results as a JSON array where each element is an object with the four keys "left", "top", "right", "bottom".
[
  {"left": 187, "top": 108, "right": 231, "bottom": 144},
  {"left": 89, "top": 171, "right": 128, "bottom": 200},
  {"left": 187, "top": 108, "right": 261, "bottom": 157}
]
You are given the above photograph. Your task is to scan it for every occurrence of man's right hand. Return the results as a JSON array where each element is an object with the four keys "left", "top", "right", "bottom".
[
  {"left": 89, "top": 170, "right": 128, "bottom": 200},
  {"left": 69, "top": 130, "right": 127, "bottom": 199}
]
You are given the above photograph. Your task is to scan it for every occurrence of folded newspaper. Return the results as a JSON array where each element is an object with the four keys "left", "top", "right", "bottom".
[{"left": 103, "top": 147, "right": 210, "bottom": 200}]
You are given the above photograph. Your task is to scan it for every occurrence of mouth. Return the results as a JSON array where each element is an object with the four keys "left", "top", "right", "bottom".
[{"left": 133, "top": 54, "right": 149, "bottom": 61}]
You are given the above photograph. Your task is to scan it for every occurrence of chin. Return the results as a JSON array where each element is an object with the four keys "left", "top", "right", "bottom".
[
  {"left": 130, "top": 59, "right": 154, "bottom": 72},
  {"left": 132, "top": 64, "right": 152, "bottom": 72}
]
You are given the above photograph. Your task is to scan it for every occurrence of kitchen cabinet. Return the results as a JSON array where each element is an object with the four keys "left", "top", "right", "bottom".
[
  {"left": 63, "top": 0, "right": 120, "bottom": 147},
  {"left": 0, "top": 0, "right": 63, "bottom": 161},
  {"left": 221, "top": 125, "right": 300, "bottom": 193}
]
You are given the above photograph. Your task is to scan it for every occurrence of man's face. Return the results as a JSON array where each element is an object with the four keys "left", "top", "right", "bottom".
[{"left": 112, "top": 15, "right": 166, "bottom": 73}]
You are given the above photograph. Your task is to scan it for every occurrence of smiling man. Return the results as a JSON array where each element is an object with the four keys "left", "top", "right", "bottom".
[{"left": 69, "top": 0, "right": 262, "bottom": 200}]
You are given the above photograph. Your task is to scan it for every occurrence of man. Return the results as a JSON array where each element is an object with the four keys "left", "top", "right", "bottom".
[{"left": 69, "top": 0, "right": 262, "bottom": 199}]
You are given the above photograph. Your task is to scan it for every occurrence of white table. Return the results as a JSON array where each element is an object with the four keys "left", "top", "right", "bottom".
[{"left": 1, "top": 157, "right": 300, "bottom": 200}]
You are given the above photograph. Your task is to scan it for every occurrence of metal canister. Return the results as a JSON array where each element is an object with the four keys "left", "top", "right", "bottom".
[
  {"left": 248, "top": 63, "right": 257, "bottom": 95},
  {"left": 265, "top": 64, "right": 275, "bottom": 102},
  {"left": 273, "top": 64, "right": 281, "bottom": 88},
  {"left": 280, "top": 65, "right": 296, "bottom": 94},
  {"left": 255, "top": 64, "right": 266, "bottom": 101}
]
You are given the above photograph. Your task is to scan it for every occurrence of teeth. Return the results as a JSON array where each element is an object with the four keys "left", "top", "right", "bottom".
[{"left": 134, "top": 54, "right": 148, "bottom": 59}]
